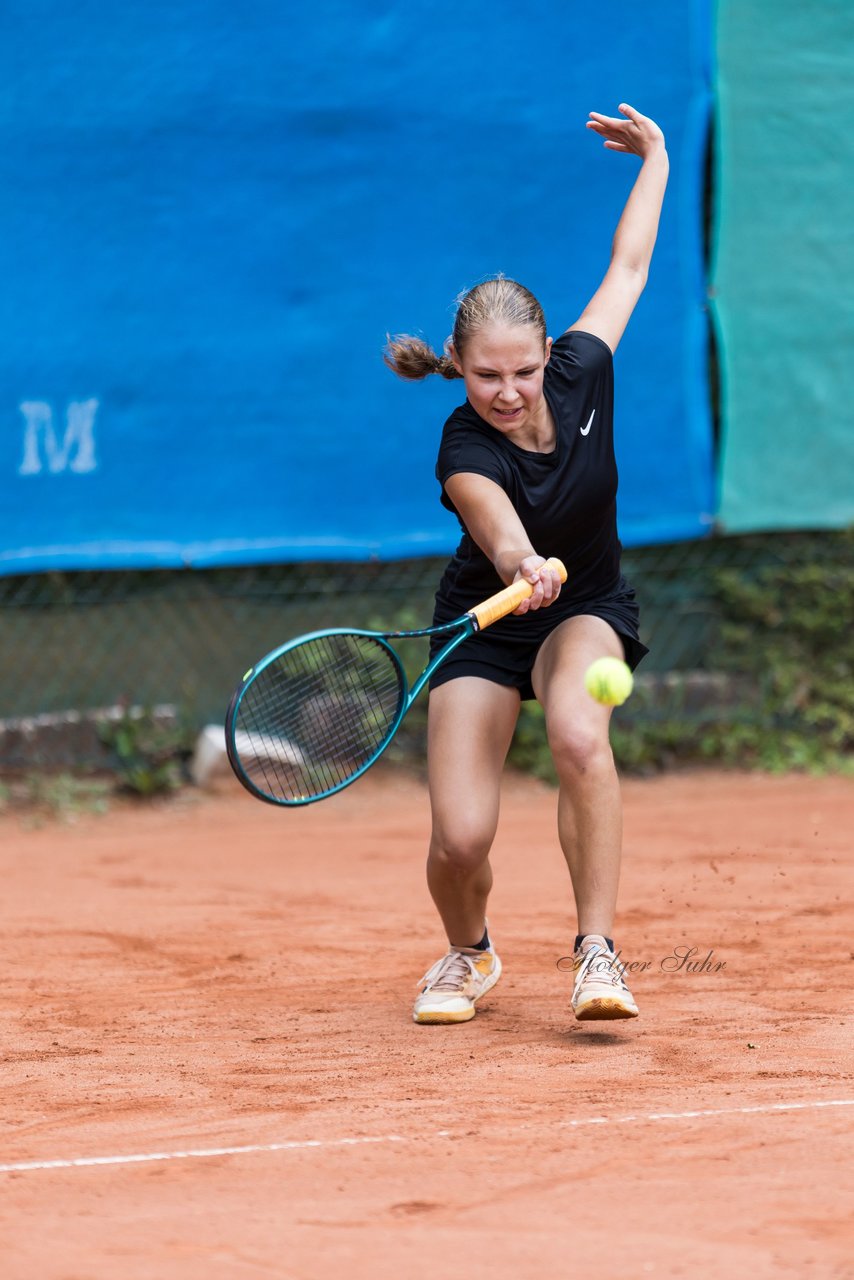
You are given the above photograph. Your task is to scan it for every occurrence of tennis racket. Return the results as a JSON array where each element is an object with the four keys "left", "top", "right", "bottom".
[{"left": 225, "top": 557, "right": 566, "bottom": 806}]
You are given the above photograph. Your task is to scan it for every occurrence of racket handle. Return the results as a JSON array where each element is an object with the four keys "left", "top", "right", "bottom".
[{"left": 469, "top": 557, "right": 568, "bottom": 631}]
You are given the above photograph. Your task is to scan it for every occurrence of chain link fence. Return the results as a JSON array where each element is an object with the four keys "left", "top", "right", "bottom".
[{"left": 0, "top": 531, "right": 847, "bottom": 769}]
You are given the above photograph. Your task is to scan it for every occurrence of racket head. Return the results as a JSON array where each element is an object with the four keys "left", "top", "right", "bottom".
[{"left": 226, "top": 630, "right": 407, "bottom": 805}]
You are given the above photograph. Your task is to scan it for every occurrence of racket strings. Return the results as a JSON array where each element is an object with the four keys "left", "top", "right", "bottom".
[{"left": 232, "top": 634, "right": 404, "bottom": 802}]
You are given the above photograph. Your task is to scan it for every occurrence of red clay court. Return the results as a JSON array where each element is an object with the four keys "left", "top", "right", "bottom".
[{"left": 1, "top": 768, "right": 852, "bottom": 1278}]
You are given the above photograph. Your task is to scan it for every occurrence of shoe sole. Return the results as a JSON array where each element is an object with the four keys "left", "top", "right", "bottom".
[
  {"left": 413, "top": 1006, "right": 477, "bottom": 1025},
  {"left": 413, "top": 956, "right": 502, "bottom": 1025},
  {"left": 574, "top": 996, "right": 638, "bottom": 1021}
]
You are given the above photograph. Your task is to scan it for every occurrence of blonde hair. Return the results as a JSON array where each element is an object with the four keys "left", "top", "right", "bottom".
[{"left": 384, "top": 276, "right": 547, "bottom": 381}]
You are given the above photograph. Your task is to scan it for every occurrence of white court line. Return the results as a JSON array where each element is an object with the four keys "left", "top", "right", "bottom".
[
  {"left": 0, "top": 1133, "right": 428, "bottom": 1174},
  {"left": 1, "top": 1098, "right": 852, "bottom": 1175},
  {"left": 554, "top": 1098, "right": 854, "bottom": 1128}
]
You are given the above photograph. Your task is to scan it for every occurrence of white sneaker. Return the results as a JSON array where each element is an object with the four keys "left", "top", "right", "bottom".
[
  {"left": 571, "top": 935, "right": 638, "bottom": 1021},
  {"left": 413, "top": 944, "right": 502, "bottom": 1024}
]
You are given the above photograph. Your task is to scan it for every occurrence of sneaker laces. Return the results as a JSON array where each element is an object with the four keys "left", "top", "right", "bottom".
[
  {"left": 572, "top": 942, "right": 625, "bottom": 1002},
  {"left": 418, "top": 949, "right": 482, "bottom": 993}
]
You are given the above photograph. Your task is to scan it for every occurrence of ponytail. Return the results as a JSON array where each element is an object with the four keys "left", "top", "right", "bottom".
[{"left": 383, "top": 334, "right": 462, "bottom": 381}]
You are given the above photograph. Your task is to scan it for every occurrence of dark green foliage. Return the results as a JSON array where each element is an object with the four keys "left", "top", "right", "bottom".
[
  {"left": 690, "top": 539, "right": 854, "bottom": 771},
  {"left": 97, "top": 706, "right": 196, "bottom": 796}
]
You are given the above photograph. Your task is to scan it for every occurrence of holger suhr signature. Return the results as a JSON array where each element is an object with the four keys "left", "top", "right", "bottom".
[{"left": 556, "top": 946, "right": 727, "bottom": 975}]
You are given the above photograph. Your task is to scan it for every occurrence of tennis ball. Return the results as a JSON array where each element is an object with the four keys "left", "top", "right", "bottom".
[{"left": 584, "top": 656, "right": 633, "bottom": 706}]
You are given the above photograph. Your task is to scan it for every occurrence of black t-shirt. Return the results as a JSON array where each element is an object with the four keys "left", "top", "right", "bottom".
[{"left": 435, "top": 329, "right": 621, "bottom": 613}]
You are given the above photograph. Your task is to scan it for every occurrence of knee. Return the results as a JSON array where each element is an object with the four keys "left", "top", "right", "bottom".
[
  {"left": 429, "top": 821, "right": 493, "bottom": 875},
  {"left": 547, "top": 717, "right": 614, "bottom": 779}
]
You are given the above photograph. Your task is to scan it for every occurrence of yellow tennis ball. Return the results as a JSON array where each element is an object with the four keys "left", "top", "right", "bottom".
[{"left": 584, "top": 656, "right": 634, "bottom": 706}]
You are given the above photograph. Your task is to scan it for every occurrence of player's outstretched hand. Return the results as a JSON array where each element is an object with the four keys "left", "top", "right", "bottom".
[{"left": 586, "top": 104, "right": 665, "bottom": 159}]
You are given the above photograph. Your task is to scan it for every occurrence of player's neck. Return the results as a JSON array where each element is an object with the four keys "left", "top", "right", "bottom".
[{"left": 515, "top": 401, "right": 555, "bottom": 453}]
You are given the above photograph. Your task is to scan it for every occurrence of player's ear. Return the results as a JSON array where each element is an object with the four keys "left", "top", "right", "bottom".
[
  {"left": 447, "top": 342, "right": 465, "bottom": 377},
  {"left": 544, "top": 336, "right": 553, "bottom": 365}
]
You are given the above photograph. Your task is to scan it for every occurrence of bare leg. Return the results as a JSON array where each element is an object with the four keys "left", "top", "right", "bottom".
[
  {"left": 532, "top": 616, "right": 625, "bottom": 938},
  {"left": 426, "top": 677, "right": 520, "bottom": 947}
]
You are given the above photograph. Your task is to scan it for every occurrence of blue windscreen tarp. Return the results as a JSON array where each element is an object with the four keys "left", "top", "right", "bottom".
[{"left": 0, "top": 1, "right": 714, "bottom": 572}]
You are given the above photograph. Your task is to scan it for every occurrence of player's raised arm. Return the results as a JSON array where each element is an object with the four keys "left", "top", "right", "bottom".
[{"left": 568, "top": 104, "right": 669, "bottom": 353}]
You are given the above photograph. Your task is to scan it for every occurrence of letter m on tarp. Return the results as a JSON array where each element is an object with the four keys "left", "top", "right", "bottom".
[{"left": 19, "top": 399, "right": 99, "bottom": 475}]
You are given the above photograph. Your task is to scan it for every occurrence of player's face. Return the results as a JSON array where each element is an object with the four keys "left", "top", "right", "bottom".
[{"left": 452, "top": 324, "right": 552, "bottom": 440}]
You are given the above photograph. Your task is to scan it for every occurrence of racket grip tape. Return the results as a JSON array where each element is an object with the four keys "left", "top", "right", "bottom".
[{"left": 469, "top": 558, "right": 568, "bottom": 631}]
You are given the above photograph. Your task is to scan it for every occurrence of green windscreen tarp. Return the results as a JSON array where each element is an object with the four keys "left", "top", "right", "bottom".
[{"left": 712, "top": 2, "right": 854, "bottom": 532}]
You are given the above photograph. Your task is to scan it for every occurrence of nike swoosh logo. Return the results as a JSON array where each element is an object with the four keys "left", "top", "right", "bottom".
[{"left": 580, "top": 410, "right": 595, "bottom": 436}]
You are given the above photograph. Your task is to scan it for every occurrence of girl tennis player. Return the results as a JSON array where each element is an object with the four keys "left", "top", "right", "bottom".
[{"left": 384, "top": 104, "right": 668, "bottom": 1025}]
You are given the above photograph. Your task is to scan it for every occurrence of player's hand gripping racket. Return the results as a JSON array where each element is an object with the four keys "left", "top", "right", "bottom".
[{"left": 225, "top": 557, "right": 566, "bottom": 806}]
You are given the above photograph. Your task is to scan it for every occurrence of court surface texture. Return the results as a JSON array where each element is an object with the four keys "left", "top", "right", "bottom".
[{"left": 1, "top": 769, "right": 852, "bottom": 1278}]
